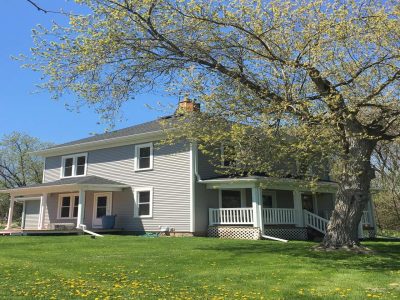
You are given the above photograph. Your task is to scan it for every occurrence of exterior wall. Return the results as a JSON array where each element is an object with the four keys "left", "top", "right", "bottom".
[
  {"left": 194, "top": 182, "right": 218, "bottom": 234},
  {"left": 197, "top": 150, "right": 219, "bottom": 179},
  {"left": 43, "top": 141, "right": 192, "bottom": 232},
  {"left": 23, "top": 200, "right": 40, "bottom": 229}
]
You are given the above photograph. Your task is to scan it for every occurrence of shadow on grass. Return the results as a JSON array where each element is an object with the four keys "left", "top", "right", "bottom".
[{"left": 195, "top": 239, "right": 400, "bottom": 272}]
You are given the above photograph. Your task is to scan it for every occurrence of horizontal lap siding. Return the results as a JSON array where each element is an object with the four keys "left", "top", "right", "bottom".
[
  {"left": 195, "top": 150, "right": 220, "bottom": 233},
  {"left": 87, "top": 142, "right": 191, "bottom": 232},
  {"left": 44, "top": 156, "right": 61, "bottom": 183},
  {"left": 42, "top": 142, "right": 191, "bottom": 231}
]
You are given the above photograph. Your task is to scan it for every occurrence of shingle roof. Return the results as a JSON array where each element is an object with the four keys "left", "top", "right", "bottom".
[
  {"left": 47, "top": 116, "right": 176, "bottom": 149},
  {"left": 8, "top": 176, "right": 128, "bottom": 191}
]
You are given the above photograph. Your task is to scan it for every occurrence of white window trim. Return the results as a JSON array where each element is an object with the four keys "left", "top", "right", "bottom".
[
  {"left": 134, "top": 143, "right": 153, "bottom": 171},
  {"left": 57, "top": 193, "right": 79, "bottom": 219},
  {"left": 134, "top": 187, "right": 153, "bottom": 218},
  {"left": 60, "top": 153, "right": 88, "bottom": 178}
]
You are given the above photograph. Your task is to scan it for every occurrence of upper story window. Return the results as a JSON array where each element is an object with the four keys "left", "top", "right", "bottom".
[
  {"left": 61, "top": 153, "right": 87, "bottom": 178},
  {"left": 135, "top": 143, "right": 153, "bottom": 171}
]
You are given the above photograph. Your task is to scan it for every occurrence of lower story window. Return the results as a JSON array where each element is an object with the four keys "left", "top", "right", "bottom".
[
  {"left": 134, "top": 188, "right": 153, "bottom": 218},
  {"left": 58, "top": 194, "right": 79, "bottom": 219}
]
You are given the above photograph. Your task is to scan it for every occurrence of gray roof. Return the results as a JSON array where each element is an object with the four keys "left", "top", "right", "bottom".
[
  {"left": 47, "top": 116, "right": 176, "bottom": 149},
  {"left": 10, "top": 176, "right": 128, "bottom": 190}
]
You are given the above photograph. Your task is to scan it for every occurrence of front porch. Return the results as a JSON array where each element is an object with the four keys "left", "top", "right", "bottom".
[
  {"left": 1, "top": 176, "right": 129, "bottom": 232},
  {"left": 202, "top": 176, "right": 376, "bottom": 240}
]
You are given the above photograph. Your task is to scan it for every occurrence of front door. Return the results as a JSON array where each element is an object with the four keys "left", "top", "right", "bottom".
[
  {"left": 92, "top": 192, "right": 113, "bottom": 228},
  {"left": 302, "top": 194, "right": 314, "bottom": 212}
]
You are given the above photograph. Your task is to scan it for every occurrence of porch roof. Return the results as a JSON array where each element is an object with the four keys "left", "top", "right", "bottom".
[
  {"left": 0, "top": 176, "right": 129, "bottom": 196},
  {"left": 199, "top": 175, "right": 338, "bottom": 193}
]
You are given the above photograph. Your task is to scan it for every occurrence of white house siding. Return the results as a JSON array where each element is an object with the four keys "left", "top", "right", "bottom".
[
  {"left": 43, "top": 142, "right": 192, "bottom": 232},
  {"left": 194, "top": 183, "right": 219, "bottom": 234},
  {"left": 44, "top": 156, "right": 61, "bottom": 183},
  {"left": 197, "top": 150, "right": 219, "bottom": 180}
]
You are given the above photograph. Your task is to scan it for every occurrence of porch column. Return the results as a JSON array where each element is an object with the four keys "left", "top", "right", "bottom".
[
  {"left": 76, "top": 189, "right": 86, "bottom": 229},
  {"left": 367, "top": 197, "right": 377, "bottom": 230},
  {"left": 5, "top": 195, "right": 15, "bottom": 230},
  {"left": 252, "top": 187, "right": 262, "bottom": 228},
  {"left": 293, "top": 190, "right": 304, "bottom": 227},
  {"left": 38, "top": 193, "right": 48, "bottom": 229}
]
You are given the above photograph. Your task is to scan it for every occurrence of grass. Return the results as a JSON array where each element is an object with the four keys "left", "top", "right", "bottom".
[
  {"left": 0, "top": 236, "right": 399, "bottom": 299},
  {"left": 378, "top": 229, "right": 400, "bottom": 239}
]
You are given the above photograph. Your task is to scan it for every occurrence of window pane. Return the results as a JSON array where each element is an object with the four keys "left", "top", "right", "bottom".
[
  {"left": 77, "top": 156, "right": 86, "bottom": 166},
  {"left": 138, "top": 191, "right": 150, "bottom": 203},
  {"left": 97, "top": 207, "right": 107, "bottom": 218},
  {"left": 139, "top": 203, "right": 150, "bottom": 216},
  {"left": 221, "top": 190, "right": 241, "bottom": 208},
  {"left": 64, "top": 166, "right": 72, "bottom": 177},
  {"left": 97, "top": 197, "right": 107, "bottom": 207},
  {"left": 74, "top": 196, "right": 79, "bottom": 206},
  {"left": 139, "top": 147, "right": 150, "bottom": 158},
  {"left": 76, "top": 165, "right": 85, "bottom": 175},
  {"left": 62, "top": 197, "right": 70, "bottom": 207},
  {"left": 61, "top": 207, "right": 70, "bottom": 218},
  {"left": 139, "top": 157, "right": 150, "bottom": 169},
  {"left": 73, "top": 207, "right": 78, "bottom": 218},
  {"left": 65, "top": 158, "right": 73, "bottom": 167}
]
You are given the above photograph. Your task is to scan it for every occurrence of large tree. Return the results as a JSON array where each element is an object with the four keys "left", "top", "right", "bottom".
[
  {"left": 0, "top": 132, "right": 48, "bottom": 222},
  {"left": 25, "top": 0, "right": 400, "bottom": 248}
]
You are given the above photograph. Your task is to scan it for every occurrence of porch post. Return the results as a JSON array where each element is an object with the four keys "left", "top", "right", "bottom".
[
  {"left": 5, "top": 195, "right": 15, "bottom": 230},
  {"left": 293, "top": 190, "right": 304, "bottom": 227},
  {"left": 76, "top": 189, "right": 86, "bottom": 229},
  {"left": 252, "top": 186, "right": 262, "bottom": 228},
  {"left": 367, "top": 197, "right": 377, "bottom": 230},
  {"left": 38, "top": 193, "right": 48, "bottom": 229}
]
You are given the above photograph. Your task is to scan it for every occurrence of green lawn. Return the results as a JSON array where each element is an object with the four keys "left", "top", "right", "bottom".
[{"left": 0, "top": 236, "right": 399, "bottom": 299}]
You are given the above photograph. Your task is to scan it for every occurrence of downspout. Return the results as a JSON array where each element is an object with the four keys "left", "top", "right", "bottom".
[
  {"left": 193, "top": 142, "right": 201, "bottom": 181},
  {"left": 190, "top": 142, "right": 200, "bottom": 234}
]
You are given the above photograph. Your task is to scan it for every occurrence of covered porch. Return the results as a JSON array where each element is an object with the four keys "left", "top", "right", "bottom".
[
  {"left": 202, "top": 176, "right": 375, "bottom": 239},
  {"left": 1, "top": 176, "right": 129, "bottom": 232}
]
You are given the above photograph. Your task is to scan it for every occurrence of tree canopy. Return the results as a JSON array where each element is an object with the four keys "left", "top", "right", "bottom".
[{"left": 0, "top": 132, "right": 50, "bottom": 221}]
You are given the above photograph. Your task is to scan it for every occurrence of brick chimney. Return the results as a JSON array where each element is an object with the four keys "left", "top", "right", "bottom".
[{"left": 176, "top": 97, "right": 200, "bottom": 114}]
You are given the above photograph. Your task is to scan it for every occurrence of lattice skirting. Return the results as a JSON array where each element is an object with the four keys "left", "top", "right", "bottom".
[
  {"left": 264, "top": 227, "right": 308, "bottom": 240},
  {"left": 208, "top": 226, "right": 261, "bottom": 240}
]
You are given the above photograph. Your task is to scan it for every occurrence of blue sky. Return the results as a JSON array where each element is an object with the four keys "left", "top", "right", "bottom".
[{"left": 0, "top": 0, "right": 174, "bottom": 144}]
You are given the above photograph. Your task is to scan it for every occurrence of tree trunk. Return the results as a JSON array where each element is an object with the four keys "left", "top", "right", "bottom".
[{"left": 322, "top": 136, "right": 376, "bottom": 249}]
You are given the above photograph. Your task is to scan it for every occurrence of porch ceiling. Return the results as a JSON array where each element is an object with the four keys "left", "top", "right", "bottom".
[
  {"left": 0, "top": 176, "right": 129, "bottom": 196},
  {"left": 199, "top": 176, "right": 338, "bottom": 193}
]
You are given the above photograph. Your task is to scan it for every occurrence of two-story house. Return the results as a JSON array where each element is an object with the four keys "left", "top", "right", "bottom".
[{"left": 1, "top": 100, "right": 377, "bottom": 240}]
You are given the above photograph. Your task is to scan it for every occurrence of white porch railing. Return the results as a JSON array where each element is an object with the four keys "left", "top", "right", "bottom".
[
  {"left": 209, "top": 208, "right": 254, "bottom": 225},
  {"left": 263, "top": 208, "right": 296, "bottom": 225},
  {"left": 303, "top": 209, "right": 328, "bottom": 234}
]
